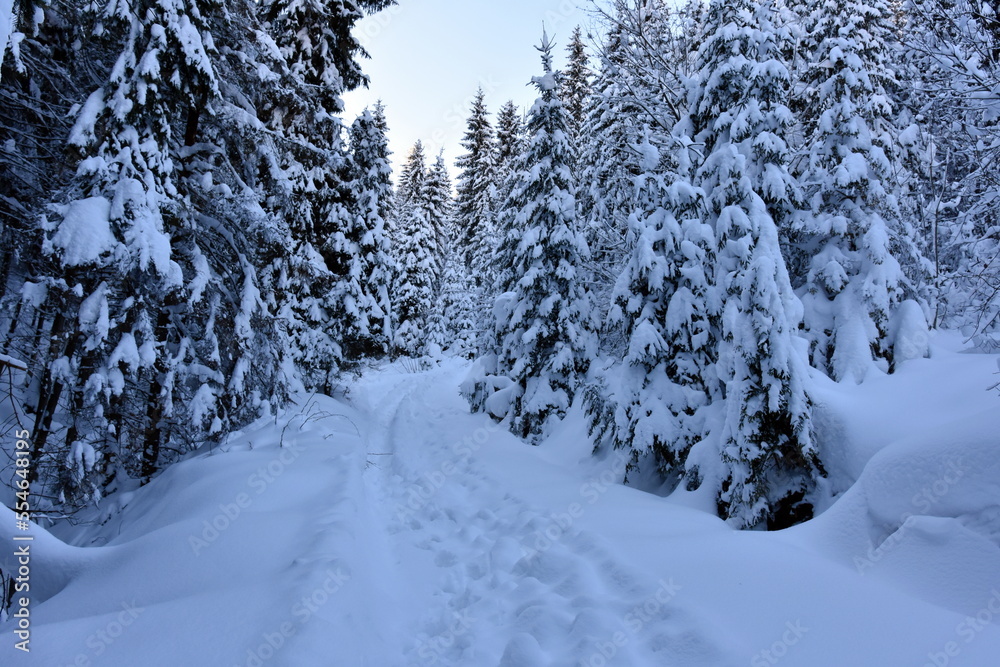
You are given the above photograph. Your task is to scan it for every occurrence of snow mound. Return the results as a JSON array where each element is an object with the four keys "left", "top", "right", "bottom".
[
  {"left": 891, "top": 299, "right": 931, "bottom": 367},
  {"left": 0, "top": 505, "right": 98, "bottom": 605},
  {"left": 794, "top": 411, "right": 1000, "bottom": 616}
]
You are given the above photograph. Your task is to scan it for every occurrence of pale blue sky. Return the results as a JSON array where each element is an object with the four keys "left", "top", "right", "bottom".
[{"left": 343, "top": 0, "right": 593, "bottom": 179}]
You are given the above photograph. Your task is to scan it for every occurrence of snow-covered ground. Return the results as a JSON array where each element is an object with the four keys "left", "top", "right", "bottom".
[{"left": 2, "top": 331, "right": 999, "bottom": 666}]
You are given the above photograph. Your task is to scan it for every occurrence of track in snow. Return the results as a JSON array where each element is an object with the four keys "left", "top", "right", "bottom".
[{"left": 346, "top": 361, "right": 732, "bottom": 667}]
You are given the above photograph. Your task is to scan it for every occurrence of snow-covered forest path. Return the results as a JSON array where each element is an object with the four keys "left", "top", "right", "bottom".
[
  {"left": 3, "top": 354, "right": 1000, "bottom": 666},
  {"left": 345, "top": 362, "right": 727, "bottom": 666}
]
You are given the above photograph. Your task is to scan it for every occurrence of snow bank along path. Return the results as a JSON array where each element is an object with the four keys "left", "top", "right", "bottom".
[{"left": 2, "top": 356, "right": 1000, "bottom": 665}]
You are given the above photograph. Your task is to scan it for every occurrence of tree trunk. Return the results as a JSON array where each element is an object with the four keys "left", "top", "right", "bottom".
[
  {"left": 28, "top": 313, "right": 81, "bottom": 483},
  {"left": 140, "top": 305, "right": 171, "bottom": 481}
]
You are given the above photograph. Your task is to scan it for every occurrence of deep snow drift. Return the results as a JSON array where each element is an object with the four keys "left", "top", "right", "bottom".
[{"left": 2, "top": 331, "right": 999, "bottom": 666}]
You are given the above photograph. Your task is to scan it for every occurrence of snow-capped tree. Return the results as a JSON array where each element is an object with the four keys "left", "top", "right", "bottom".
[
  {"left": 687, "top": 0, "right": 824, "bottom": 528},
  {"left": 578, "top": 1, "right": 688, "bottom": 309},
  {"left": 424, "top": 151, "right": 453, "bottom": 272},
  {"left": 0, "top": 0, "right": 398, "bottom": 511},
  {"left": 490, "top": 100, "right": 524, "bottom": 292},
  {"left": 429, "top": 217, "right": 478, "bottom": 356},
  {"left": 43, "top": 0, "right": 216, "bottom": 487},
  {"left": 578, "top": 18, "right": 643, "bottom": 294},
  {"left": 369, "top": 103, "right": 394, "bottom": 210},
  {"left": 493, "top": 100, "right": 524, "bottom": 205},
  {"left": 391, "top": 141, "right": 441, "bottom": 356},
  {"left": 591, "top": 128, "right": 717, "bottom": 483},
  {"left": 320, "top": 107, "right": 397, "bottom": 361},
  {"left": 495, "top": 101, "right": 524, "bottom": 171},
  {"left": 395, "top": 140, "right": 427, "bottom": 213},
  {"left": 420, "top": 151, "right": 454, "bottom": 346},
  {"left": 454, "top": 88, "right": 497, "bottom": 279},
  {"left": 469, "top": 34, "right": 597, "bottom": 441},
  {"left": 263, "top": 0, "right": 393, "bottom": 115},
  {"left": 257, "top": 0, "right": 399, "bottom": 390},
  {"left": 561, "top": 25, "right": 593, "bottom": 142},
  {"left": 794, "top": 0, "right": 922, "bottom": 381},
  {"left": 393, "top": 200, "right": 438, "bottom": 357}
]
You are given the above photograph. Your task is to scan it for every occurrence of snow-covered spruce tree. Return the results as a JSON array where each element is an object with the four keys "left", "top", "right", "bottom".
[
  {"left": 34, "top": 0, "right": 219, "bottom": 494},
  {"left": 393, "top": 199, "right": 438, "bottom": 357},
  {"left": 561, "top": 25, "right": 593, "bottom": 142},
  {"left": 261, "top": 0, "right": 393, "bottom": 383},
  {"left": 454, "top": 88, "right": 497, "bottom": 281},
  {"left": 152, "top": 0, "right": 305, "bottom": 461},
  {"left": 395, "top": 140, "right": 427, "bottom": 214},
  {"left": 468, "top": 34, "right": 597, "bottom": 442},
  {"left": 1, "top": 0, "right": 396, "bottom": 510},
  {"left": 27, "top": 0, "right": 291, "bottom": 497},
  {"left": 262, "top": 0, "right": 393, "bottom": 116},
  {"left": 688, "top": 0, "right": 823, "bottom": 528},
  {"left": 580, "top": 0, "right": 708, "bottom": 476},
  {"left": 192, "top": 0, "right": 395, "bottom": 429},
  {"left": 578, "top": 2, "right": 688, "bottom": 316},
  {"left": 0, "top": 1, "right": 94, "bottom": 484},
  {"left": 423, "top": 151, "right": 456, "bottom": 349},
  {"left": 386, "top": 141, "right": 427, "bottom": 353},
  {"left": 260, "top": 0, "right": 397, "bottom": 390},
  {"left": 490, "top": 100, "right": 524, "bottom": 289},
  {"left": 0, "top": 1, "right": 93, "bottom": 304},
  {"left": 274, "top": 198, "right": 345, "bottom": 394},
  {"left": 315, "top": 108, "right": 397, "bottom": 363},
  {"left": 312, "top": 135, "right": 369, "bottom": 388},
  {"left": 424, "top": 151, "right": 453, "bottom": 275},
  {"left": 369, "top": 102, "right": 395, "bottom": 212},
  {"left": 429, "top": 217, "right": 478, "bottom": 356},
  {"left": 495, "top": 101, "right": 524, "bottom": 172},
  {"left": 346, "top": 107, "right": 395, "bottom": 357},
  {"left": 261, "top": 0, "right": 391, "bottom": 233},
  {"left": 579, "top": 18, "right": 642, "bottom": 299},
  {"left": 793, "top": 0, "right": 922, "bottom": 381},
  {"left": 592, "top": 127, "right": 717, "bottom": 484},
  {"left": 424, "top": 150, "right": 458, "bottom": 349},
  {"left": 391, "top": 141, "right": 441, "bottom": 356}
]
